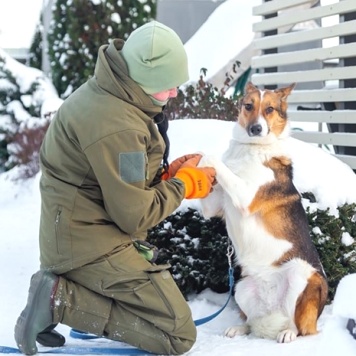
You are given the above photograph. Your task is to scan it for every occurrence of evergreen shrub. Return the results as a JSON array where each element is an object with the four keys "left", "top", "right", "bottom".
[
  {"left": 307, "top": 201, "right": 356, "bottom": 300},
  {"left": 147, "top": 208, "right": 241, "bottom": 296},
  {"left": 47, "top": 0, "right": 156, "bottom": 98},
  {"left": 0, "top": 56, "right": 50, "bottom": 174},
  {"left": 28, "top": 21, "right": 43, "bottom": 70}
]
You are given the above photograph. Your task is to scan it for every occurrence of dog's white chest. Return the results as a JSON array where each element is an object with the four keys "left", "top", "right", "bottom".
[
  {"left": 224, "top": 208, "right": 292, "bottom": 268},
  {"left": 220, "top": 141, "right": 293, "bottom": 267}
]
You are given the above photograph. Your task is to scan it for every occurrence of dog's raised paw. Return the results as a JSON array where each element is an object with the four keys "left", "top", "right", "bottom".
[
  {"left": 224, "top": 325, "right": 250, "bottom": 338},
  {"left": 198, "top": 155, "right": 219, "bottom": 169},
  {"left": 277, "top": 329, "right": 297, "bottom": 343}
]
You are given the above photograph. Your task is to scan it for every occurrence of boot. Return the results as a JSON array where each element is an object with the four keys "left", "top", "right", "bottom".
[
  {"left": 36, "top": 324, "right": 66, "bottom": 347},
  {"left": 14, "top": 270, "right": 59, "bottom": 355},
  {"left": 347, "top": 318, "right": 356, "bottom": 340}
]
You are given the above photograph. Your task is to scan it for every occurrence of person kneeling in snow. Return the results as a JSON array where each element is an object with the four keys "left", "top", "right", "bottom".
[{"left": 14, "top": 21, "right": 216, "bottom": 355}]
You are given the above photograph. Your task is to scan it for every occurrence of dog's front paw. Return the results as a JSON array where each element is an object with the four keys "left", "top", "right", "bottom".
[
  {"left": 224, "top": 325, "right": 250, "bottom": 338},
  {"left": 198, "top": 154, "right": 220, "bottom": 169},
  {"left": 277, "top": 329, "right": 297, "bottom": 343}
]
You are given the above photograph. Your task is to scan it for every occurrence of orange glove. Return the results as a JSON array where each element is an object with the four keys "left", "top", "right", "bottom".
[
  {"left": 161, "top": 154, "right": 202, "bottom": 180},
  {"left": 174, "top": 155, "right": 216, "bottom": 199}
]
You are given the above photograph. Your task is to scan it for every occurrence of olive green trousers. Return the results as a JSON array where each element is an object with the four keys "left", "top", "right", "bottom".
[{"left": 52, "top": 244, "right": 197, "bottom": 355}]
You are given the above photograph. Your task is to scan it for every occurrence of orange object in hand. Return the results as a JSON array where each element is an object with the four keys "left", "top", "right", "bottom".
[
  {"left": 174, "top": 155, "right": 216, "bottom": 199},
  {"left": 161, "top": 153, "right": 203, "bottom": 180}
]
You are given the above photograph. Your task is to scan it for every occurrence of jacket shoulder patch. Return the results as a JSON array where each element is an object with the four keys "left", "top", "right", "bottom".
[{"left": 119, "top": 152, "right": 145, "bottom": 183}]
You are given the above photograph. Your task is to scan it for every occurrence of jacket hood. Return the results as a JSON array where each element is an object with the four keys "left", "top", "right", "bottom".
[{"left": 94, "top": 39, "right": 161, "bottom": 117}]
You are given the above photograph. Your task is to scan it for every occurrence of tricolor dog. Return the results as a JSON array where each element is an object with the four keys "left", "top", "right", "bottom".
[{"left": 199, "top": 82, "right": 328, "bottom": 343}]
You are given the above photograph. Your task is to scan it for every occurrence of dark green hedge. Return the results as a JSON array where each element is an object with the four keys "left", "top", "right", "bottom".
[{"left": 307, "top": 202, "right": 356, "bottom": 300}]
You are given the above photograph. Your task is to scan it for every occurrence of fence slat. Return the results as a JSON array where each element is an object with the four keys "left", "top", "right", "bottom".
[
  {"left": 253, "top": 0, "right": 315, "bottom": 16},
  {"left": 291, "top": 131, "right": 356, "bottom": 147},
  {"left": 252, "top": 42, "right": 356, "bottom": 68},
  {"left": 253, "top": 20, "right": 356, "bottom": 50},
  {"left": 253, "top": 0, "right": 356, "bottom": 32},
  {"left": 251, "top": 66, "right": 356, "bottom": 85},
  {"left": 289, "top": 110, "right": 356, "bottom": 124},
  {"left": 286, "top": 88, "right": 356, "bottom": 103}
]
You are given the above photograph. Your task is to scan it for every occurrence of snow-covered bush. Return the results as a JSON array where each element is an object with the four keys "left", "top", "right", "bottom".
[
  {"left": 0, "top": 50, "right": 58, "bottom": 177},
  {"left": 46, "top": 0, "right": 156, "bottom": 98},
  {"left": 307, "top": 201, "right": 356, "bottom": 300},
  {"left": 147, "top": 208, "right": 240, "bottom": 297}
]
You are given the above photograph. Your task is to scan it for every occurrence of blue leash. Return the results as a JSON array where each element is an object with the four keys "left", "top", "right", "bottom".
[
  {"left": 1, "top": 248, "right": 235, "bottom": 355},
  {"left": 0, "top": 346, "right": 150, "bottom": 355},
  {"left": 195, "top": 264, "right": 235, "bottom": 326}
]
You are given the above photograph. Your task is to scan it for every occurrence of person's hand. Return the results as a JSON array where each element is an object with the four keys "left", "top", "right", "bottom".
[
  {"left": 174, "top": 155, "right": 216, "bottom": 199},
  {"left": 161, "top": 153, "right": 202, "bottom": 180}
]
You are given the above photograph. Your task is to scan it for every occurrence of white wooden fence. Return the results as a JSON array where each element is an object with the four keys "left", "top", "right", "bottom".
[{"left": 251, "top": 0, "right": 356, "bottom": 169}]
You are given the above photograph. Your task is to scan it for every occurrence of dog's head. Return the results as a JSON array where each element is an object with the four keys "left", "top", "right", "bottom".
[{"left": 234, "top": 82, "right": 295, "bottom": 144}]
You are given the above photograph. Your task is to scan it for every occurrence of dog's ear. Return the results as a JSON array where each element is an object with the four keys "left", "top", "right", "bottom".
[
  {"left": 245, "top": 82, "right": 258, "bottom": 94},
  {"left": 275, "top": 83, "right": 296, "bottom": 100}
]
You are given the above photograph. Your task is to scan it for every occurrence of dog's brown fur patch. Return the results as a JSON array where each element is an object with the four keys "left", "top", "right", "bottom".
[
  {"left": 248, "top": 157, "right": 301, "bottom": 240},
  {"left": 295, "top": 272, "right": 328, "bottom": 335}
]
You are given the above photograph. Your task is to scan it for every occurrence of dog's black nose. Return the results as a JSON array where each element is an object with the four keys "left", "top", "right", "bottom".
[{"left": 248, "top": 124, "right": 262, "bottom": 136}]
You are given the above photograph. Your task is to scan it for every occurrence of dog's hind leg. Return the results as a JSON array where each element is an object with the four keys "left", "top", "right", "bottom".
[
  {"left": 276, "top": 328, "right": 298, "bottom": 343},
  {"left": 224, "top": 302, "right": 250, "bottom": 338},
  {"left": 294, "top": 272, "right": 328, "bottom": 336}
]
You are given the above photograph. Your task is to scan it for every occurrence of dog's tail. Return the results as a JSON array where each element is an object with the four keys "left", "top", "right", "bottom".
[{"left": 249, "top": 312, "right": 290, "bottom": 340}]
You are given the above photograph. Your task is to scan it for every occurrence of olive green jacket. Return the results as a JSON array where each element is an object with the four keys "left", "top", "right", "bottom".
[{"left": 39, "top": 39, "right": 185, "bottom": 273}]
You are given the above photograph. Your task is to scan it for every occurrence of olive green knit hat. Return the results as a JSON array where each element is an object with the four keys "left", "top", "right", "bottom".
[{"left": 121, "top": 21, "right": 189, "bottom": 94}]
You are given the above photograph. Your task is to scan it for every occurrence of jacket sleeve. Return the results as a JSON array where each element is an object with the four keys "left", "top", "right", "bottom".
[{"left": 84, "top": 128, "right": 185, "bottom": 234}]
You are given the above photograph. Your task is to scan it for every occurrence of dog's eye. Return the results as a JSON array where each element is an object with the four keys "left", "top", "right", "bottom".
[
  {"left": 266, "top": 106, "right": 274, "bottom": 114},
  {"left": 244, "top": 103, "right": 253, "bottom": 111}
]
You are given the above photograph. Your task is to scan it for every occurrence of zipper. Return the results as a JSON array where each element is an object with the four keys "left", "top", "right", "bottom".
[
  {"left": 54, "top": 207, "right": 62, "bottom": 254},
  {"left": 145, "top": 154, "right": 149, "bottom": 180}
]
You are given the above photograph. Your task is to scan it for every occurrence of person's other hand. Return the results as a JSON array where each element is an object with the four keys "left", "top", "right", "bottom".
[
  {"left": 174, "top": 155, "right": 216, "bottom": 199},
  {"left": 161, "top": 153, "right": 202, "bottom": 180}
]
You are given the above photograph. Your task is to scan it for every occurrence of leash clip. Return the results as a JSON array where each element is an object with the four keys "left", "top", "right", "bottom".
[
  {"left": 226, "top": 244, "right": 234, "bottom": 268},
  {"left": 226, "top": 243, "right": 235, "bottom": 289}
]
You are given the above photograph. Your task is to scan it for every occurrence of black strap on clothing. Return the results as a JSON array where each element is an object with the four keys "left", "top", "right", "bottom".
[{"left": 153, "top": 107, "right": 170, "bottom": 173}]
